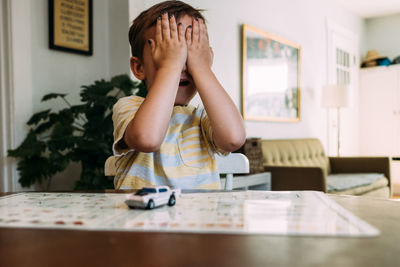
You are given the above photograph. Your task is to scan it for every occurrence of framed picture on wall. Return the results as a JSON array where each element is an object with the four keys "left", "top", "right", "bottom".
[
  {"left": 49, "top": 0, "right": 93, "bottom": 55},
  {"left": 242, "top": 24, "right": 301, "bottom": 122}
]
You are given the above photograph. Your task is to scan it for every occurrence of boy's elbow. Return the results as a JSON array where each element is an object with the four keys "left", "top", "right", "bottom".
[
  {"left": 227, "top": 137, "right": 246, "bottom": 152},
  {"left": 136, "top": 142, "right": 161, "bottom": 153},
  {"left": 125, "top": 133, "right": 162, "bottom": 153},
  {"left": 217, "top": 133, "right": 246, "bottom": 152}
]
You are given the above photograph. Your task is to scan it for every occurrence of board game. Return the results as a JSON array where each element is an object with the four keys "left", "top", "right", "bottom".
[{"left": 0, "top": 191, "right": 379, "bottom": 237}]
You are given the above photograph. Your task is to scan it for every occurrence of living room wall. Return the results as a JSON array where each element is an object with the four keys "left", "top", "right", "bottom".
[
  {"left": 139, "top": 0, "right": 364, "bottom": 147},
  {"left": 363, "top": 13, "right": 400, "bottom": 61},
  {"left": 31, "top": 0, "right": 131, "bottom": 114}
]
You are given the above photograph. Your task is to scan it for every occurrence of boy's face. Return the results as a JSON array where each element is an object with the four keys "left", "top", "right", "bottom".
[{"left": 135, "top": 15, "right": 196, "bottom": 106}]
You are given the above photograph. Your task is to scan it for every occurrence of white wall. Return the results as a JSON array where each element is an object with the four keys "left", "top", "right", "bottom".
[
  {"left": 363, "top": 13, "right": 400, "bottom": 61},
  {"left": 139, "top": 0, "right": 364, "bottom": 146},
  {"left": 108, "top": 0, "right": 132, "bottom": 77},
  {"left": 31, "top": 0, "right": 131, "bottom": 113}
]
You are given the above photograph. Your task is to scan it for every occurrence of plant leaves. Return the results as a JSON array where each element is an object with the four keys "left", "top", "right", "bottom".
[
  {"left": 11, "top": 74, "right": 142, "bottom": 189},
  {"left": 27, "top": 109, "right": 51, "bottom": 126},
  {"left": 42, "top": 93, "right": 67, "bottom": 102},
  {"left": 8, "top": 131, "right": 46, "bottom": 158},
  {"left": 16, "top": 156, "right": 49, "bottom": 187}
]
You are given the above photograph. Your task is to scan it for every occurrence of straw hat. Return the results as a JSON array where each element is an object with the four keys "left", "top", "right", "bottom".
[
  {"left": 364, "top": 50, "right": 386, "bottom": 62},
  {"left": 362, "top": 50, "right": 388, "bottom": 67}
]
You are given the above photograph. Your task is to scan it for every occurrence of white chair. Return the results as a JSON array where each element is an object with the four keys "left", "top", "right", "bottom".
[{"left": 216, "top": 153, "right": 250, "bottom": 190}]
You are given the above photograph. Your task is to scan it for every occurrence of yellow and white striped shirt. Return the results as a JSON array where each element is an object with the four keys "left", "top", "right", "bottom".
[{"left": 108, "top": 96, "right": 224, "bottom": 190}]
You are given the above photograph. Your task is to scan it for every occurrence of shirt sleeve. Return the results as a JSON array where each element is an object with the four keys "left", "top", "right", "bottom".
[
  {"left": 200, "top": 109, "right": 230, "bottom": 156},
  {"left": 112, "top": 96, "right": 144, "bottom": 156}
]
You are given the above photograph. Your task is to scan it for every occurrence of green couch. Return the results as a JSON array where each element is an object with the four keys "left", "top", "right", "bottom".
[{"left": 261, "top": 138, "right": 391, "bottom": 198}]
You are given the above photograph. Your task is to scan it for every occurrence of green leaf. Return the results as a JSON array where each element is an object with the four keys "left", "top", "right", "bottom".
[
  {"left": 34, "top": 120, "right": 55, "bottom": 135},
  {"left": 42, "top": 93, "right": 67, "bottom": 102},
  {"left": 80, "top": 80, "right": 114, "bottom": 104},
  {"left": 8, "top": 131, "right": 46, "bottom": 158},
  {"left": 17, "top": 156, "right": 52, "bottom": 187},
  {"left": 27, "top": 109, "right": 51, "bottom": 126},
  {"left": 70, "top": 104, "right": 86, "bottom": 116},
  {"left": 48, "top": 122, "right": 74, "bottom": 151}
]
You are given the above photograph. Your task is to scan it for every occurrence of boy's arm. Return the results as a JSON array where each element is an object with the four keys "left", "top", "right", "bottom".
[
  {"left": 186, "top": 18, "right": 246, "bottom": 152},
  {"left": 124, "top": 13, "right": 187, "bottom": 152}
]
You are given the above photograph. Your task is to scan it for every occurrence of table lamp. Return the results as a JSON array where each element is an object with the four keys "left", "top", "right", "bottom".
[{"left": 322, "top": 84, "right": 350, "bottom": 156}]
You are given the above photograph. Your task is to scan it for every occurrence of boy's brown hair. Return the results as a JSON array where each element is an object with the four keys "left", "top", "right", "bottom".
[{"left": 129, "top": 0, "right": 205, "bottom": 60}]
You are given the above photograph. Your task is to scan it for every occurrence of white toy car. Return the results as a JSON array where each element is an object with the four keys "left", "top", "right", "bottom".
[{"left": 125, "top": 186, "right": 181, "bottom": 210}]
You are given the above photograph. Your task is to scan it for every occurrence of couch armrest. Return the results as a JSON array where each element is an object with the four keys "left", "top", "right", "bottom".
[
  {"left": 329, "top": 157, "right": 391, "bottom": 187},
  {"left": 264, "top": 166, "right": 327, "bottom": 192}
]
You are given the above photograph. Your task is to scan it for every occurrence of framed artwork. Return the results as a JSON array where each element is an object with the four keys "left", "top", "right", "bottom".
[
  {"left": 242, "top": 24, "right": 301, "bottom": 122},
  {"left": 49, "top": 0, "right": 93, "bottom": 55}
]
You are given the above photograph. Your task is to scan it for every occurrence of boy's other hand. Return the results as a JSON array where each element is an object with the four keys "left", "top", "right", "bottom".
[
  {"left": 186, "top": 18, "right": 213, "bottom": 74},
  {"left": 148, "top": 12, "right": 187, "bottom": 71}
]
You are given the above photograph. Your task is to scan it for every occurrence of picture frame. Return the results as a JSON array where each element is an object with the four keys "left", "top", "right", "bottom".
[
  {"left": 242, "top": 24, "right": 301, "bottom": 122},
  {"left": 49, "top": 0, "right": 93, "bottom": 55}
]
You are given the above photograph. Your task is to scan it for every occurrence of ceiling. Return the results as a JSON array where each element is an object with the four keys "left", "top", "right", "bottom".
[{"left": 333, "top": 0, "right": 400, "bottom": 18}]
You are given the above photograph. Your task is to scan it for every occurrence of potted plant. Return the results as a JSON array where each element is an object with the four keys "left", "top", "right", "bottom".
[{"left": 8, "top": 74, "right": 146, "bottom": 190}]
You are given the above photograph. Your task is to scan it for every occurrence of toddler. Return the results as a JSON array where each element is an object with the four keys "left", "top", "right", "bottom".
[{"left": 109, "top": 0, "right": 245, "bottom": 189}]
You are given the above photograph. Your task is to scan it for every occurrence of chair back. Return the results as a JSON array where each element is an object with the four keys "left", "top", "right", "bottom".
[{"left": 216, "top": 153, "right": 250, "bottom": 190}]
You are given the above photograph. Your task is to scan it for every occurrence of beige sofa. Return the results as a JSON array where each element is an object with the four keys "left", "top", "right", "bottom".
[{"left": 260, "top": 138, "right": 391, "bottom": 198}]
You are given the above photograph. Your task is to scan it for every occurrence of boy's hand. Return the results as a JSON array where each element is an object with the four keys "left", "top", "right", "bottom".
[
  {"left": 149, "top": 12, "right": 187, "bottom": 70},
  {"left": 186, "top": 18, "right": 213, "bottom": 74}
]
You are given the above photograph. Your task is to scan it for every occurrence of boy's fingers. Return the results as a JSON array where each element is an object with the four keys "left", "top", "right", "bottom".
[
  {"left": 155, "top": 16, "right": 162, "bottom": 42},
  {"left": 169, "top": 14, "right": 178, "bottom": 39},
  {"left": 192, "top": 18, "right": 200, "bottom": 43},
  {"left": 201, "top": 19, "right": 209, "bottom": 41},
  {"left": 199, "top": 19, "right": 207, "bottom": 42},
  {"left": 161, "top": 12, "right": 170, "bottom": 40},
  {"left": 185, "top": 26, "right": 192, "bottom": 46},
  {"left": 177, "top": 22, "right": 185, "bottom": 42}
]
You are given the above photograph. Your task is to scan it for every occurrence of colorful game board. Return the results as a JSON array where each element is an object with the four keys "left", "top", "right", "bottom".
[{"left": 0, "top": 191, "right": 379, "bottom": 237}]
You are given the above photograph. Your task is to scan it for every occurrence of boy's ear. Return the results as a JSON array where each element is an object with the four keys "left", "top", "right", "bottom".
[{"left": 130, "top": 56, "right": 145, "bottom": 80}]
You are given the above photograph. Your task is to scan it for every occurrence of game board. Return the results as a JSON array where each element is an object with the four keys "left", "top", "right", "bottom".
[{"left": 0, "top": 191, "right": 379, "bottom": 237}]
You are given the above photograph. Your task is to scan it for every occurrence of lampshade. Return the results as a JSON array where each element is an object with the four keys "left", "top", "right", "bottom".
[{"left": 321, "top": 85, "right": 350, "bottom": 108}]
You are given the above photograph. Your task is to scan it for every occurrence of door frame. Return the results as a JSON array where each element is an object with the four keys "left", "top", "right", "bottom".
[
  {"left": 325, "top": 18, "right": 359, "bottom": 156},
  {"left": 0, "top": 0, "right": 16, "bottom": 192}
]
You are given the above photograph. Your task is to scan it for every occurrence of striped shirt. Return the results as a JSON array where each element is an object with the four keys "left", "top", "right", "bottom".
[{"left": 108, "top": 96, "right": 225, "bottom": 190}]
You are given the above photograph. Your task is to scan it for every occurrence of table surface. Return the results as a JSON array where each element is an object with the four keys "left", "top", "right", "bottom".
[{"left": 1, "top": 191, "right": 399, "bottom": 267}]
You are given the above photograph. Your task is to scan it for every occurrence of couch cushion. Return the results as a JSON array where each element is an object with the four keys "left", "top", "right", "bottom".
[
  {"left": 261, "top": 138, "right": 331, "bottom": 174},
  {"left": 327, "top": 173, "right": 388, "bottom": 195},
  {"left": 359, "top": 186, "right": 390, "bottom": 198}
]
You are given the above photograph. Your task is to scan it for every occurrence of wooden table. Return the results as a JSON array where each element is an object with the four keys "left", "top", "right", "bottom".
[{"left": 1, "top": 192, "right": 400, "bottom": 267}]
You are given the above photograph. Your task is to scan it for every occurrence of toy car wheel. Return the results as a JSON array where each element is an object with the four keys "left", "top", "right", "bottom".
[
  {"left": 147, "top": 199, "right": 155, "bottom": 210},
  {"left": 168, "top": 194, "right": 176, "bottom": 206}
]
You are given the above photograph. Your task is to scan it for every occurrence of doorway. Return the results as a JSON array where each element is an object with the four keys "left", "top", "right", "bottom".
[{"left": 326, "top": 19, "right": 359, "bottom": 156}]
